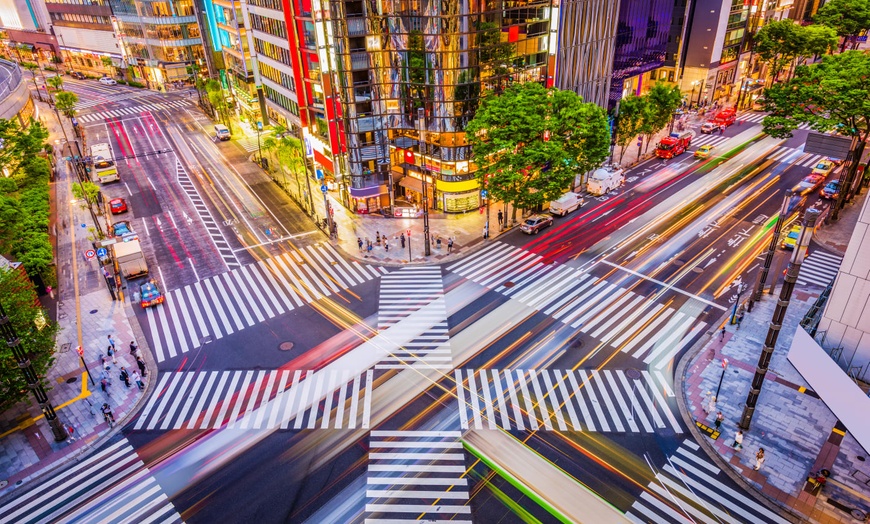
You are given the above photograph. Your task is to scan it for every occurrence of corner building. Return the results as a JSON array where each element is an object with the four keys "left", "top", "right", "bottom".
[{"left": 329, "top": 0, "right": 553, "bottom": 214}]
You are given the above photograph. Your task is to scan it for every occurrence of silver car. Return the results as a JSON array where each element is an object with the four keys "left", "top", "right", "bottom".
[{"left": 520, "top": 214, "right": 554, "bottom": 234}]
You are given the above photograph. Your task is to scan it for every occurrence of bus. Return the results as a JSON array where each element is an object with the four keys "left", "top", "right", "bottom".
[{"left": 89, "top": 142, "right": 119, "bottom": 183}]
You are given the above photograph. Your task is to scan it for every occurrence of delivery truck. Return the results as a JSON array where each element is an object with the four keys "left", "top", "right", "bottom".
[
  {"left": 586, "top": 166, "right": 625, "bottom": 196},
  {"left": 114, "top": 239, "right": 148, "bottom": 279},
  {"left": 548, "top": 192, "right": 585, "bottom": 216}
]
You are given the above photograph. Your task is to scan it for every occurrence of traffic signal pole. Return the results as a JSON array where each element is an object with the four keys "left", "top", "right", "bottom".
[
  {"left": 748, "top": 190, "right": 791, "bottom": 312},
  {"left": 76, "top": 345, "right": 95, "bottom": 386}
]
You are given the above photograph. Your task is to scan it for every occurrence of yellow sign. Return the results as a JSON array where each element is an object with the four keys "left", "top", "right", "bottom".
[{"left": 438, "top": 178, "right": 479, "bottom": 192}]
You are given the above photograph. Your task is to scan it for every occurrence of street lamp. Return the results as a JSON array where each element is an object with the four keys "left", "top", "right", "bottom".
[
  {"left": 416, "top": 108, "right": 432, "bottom": 256},
  {"left": 749, "top": 190, "right": 792, "bottom": 311}
]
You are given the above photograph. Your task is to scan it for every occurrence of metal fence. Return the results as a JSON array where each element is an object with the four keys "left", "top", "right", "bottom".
[{"left": 0, "top": 59, "right": 24, "bottom": 104}]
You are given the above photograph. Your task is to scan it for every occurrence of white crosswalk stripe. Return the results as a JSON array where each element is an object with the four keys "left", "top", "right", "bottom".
[
  {"left": 132, "top": 369, "right": 373, "bottom": 430},
  {"left": 737, "top": 111, "right": 767, "bottom": 123},
  {"left": 626, "top": 440, "right": 790, "bottom": 523},
  {"left": 796, "top": 249, "right": 843, "bottom": 286},
  {"left": 0, "top": 439, "right": 183, "bottom": 523},
  {"left": 447, "top": 242, "right": 706, "bottom": 367},
  {"left": 455, "top": 368, "right": 683, "bottom": 434},
  {"left": 365, "top": 430, "right": 471, "bottom": 523},
  {"left": 690, "top": 134, "right": 729, "bottom": 148},
  {"left": 73, "top": 91, "right": 152, "bottom": 109},
  {"left": 77, "top": 100, "right": 193, "bottom": 122},
  {"left": 377, "top": 267, "right": 452, "bottom": 369},
  {"left": 235, "top": 136, "right": 262, "bottom": 153},
  {"left": 145, "top": 245, "right": 388, "bottom": 362}
]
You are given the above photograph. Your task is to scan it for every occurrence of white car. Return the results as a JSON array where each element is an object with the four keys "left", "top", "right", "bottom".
[{"left": 99, "top": 77, "right": 117, "bottom": 86}]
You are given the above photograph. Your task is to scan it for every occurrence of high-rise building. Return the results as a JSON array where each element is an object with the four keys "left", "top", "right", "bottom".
[
  {"left": 46, "top": 0, "right": 124, "bottom": 78},
  {"left": 0, "top": 0, "right": 57, "bottom": 60}
]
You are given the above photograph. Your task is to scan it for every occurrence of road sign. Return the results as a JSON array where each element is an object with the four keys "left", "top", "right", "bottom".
[
  {"left": 71, "top": 117, "right": 78, "bottom": 127},
  {"left": 315, "top": 169, "right": 324, "bottom": 180},
  {"left": 480, "top": 189, "right": 488, "bottom": 198},
  {"left": 76, "top": 345, "right": 83, "bottom": 356},
  {"left": 320, "top": 184, "right": 328, "bottom": 193},
  {"left": 96, "top": 247, "right": 108, "bottom": 258},
  {"left": 84, "top": 249, "right": 96, "bottom": 260},
  {"left": 407, "top": 229, "right": 411, "bottom": 236},
  {"left": 256, "top": 121, "right": 263, "bottom": 131},
  {"left": 80, "top": 223, "right": 86, "bottom": 228}
]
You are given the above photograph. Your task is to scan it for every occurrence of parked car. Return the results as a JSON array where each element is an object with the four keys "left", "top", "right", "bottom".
[
  {"left": 780, "top": 224, "right": 802, "bottom": 250},
  {"left": 140, "top": 280, "right": 165, "bottom": 308},
  {"left": 520, "top": 214, "right": 554, "bottom": 235},
  {"left": 820, "top": 180, "right": 841, "bottom": 200},
  {"left": 700, "top": 122, "right": 719, "bottom": 134},
  {"left": 811, "top": 159, "right": 835, "bottom": 177},
  {"left": 99, "top": 77, "right": 117, "bottom": 86},
  {"left": 694, "top": 145, "right": 714, "bottom": 159},
  {"left": 109, "top": 198, "right": 128, "bottom": 214},
  {"left": 112, "top": 220, "right": 137, "bottom": 240},
  {"left": 794, "top": 174, "right": 826, "bottom": 195},
  {"left": 69, "top": 71, "right": 86, "bottom": 80},
  {"left": 214, "top": 124, "right": 231, "bottom": 141}
]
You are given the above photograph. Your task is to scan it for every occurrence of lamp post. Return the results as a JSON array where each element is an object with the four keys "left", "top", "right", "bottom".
[
  {"left": 748, "top": 190, "right": 792, "bottom": 312},
  {"left": 739, "top": 208, "right": 820, "bottom": 430},
  {"left": 256, "top": 120, "right": 262, "bottom": 165},
  {"left": 0, "top": 302, "right": 68, "bottom": 442},
  {"left": 416, "top": 108, "right": 432, "bottom": 256}
]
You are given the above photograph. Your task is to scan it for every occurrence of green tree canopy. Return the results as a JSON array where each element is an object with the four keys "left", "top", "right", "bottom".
[
  {"left": 0, "top": 266, "right": 58, "bottom": 410},
  {"left": 54, "top": 91, "right": 78, "bottom": 119},
  {"left": 0, "top": 119, "right": 49, "bottom": 175},
  {"left": 761, "top": 50, "right": 870, "bottom": 140},
  {"left": 755, "top": 20, "right": 838, "bottom": 83},
  {"left": 614, "top": 95, "right": 648, "bottom": 163},
  {"left": 644, "top": 82, "right": 682, "bottom": 133},
  {"left": 466, "top": 82, "right": 610, "bottom": 219},
  {"left": 815, "top": 0, "right": 870, "bottom": 51},
  {"left": 45, "top": 74, "right": 63, "bottom": 91}
]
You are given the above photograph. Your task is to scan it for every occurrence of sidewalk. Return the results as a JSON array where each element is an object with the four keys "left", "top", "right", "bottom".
[
  {"left": 0, "top": 100, "right": 153, "bottom": 500},
  {"left": 679, "top": 293, "right": 870, "bottom": 520}
]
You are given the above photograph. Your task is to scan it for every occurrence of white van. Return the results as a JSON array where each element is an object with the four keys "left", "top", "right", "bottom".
[
  {"left": 548, "top": 192, "right": 585, "bottom": 216},
  {"left": 214, "top": 124, "right": 231, "bottom": 141},
  {"left": 586, "top": 166, "right": 625, "bottom": 196}
]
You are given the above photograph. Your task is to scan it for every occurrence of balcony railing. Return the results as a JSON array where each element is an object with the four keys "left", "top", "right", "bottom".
[{"left": 0, "top": 60, "right": 23, "bottom": 104}]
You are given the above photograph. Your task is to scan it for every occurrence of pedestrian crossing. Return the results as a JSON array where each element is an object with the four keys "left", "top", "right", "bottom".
[
  {"left": 377, "top": 267, "right": 452, "bottom": 370},
  {"left": 447, "top": 242, "right": 709, "bottom": 369},
  {"left": 175, "top": 159, "right": 240, "bottom": 270},
  {"left": 796, "top": 249, "right": 843, "bottom": 287},
  {"left": 691, "top": 134, "right": 730, "bottom": 148},
  {"left": 364, "top": 430, "right": 471, "bottom": 523},
  {"left": 625, "top": 439, "right": 789, "bottom": 523},
  {"left": 234, "top": 135, "right": 262, "bottom": 153},
  {"left": 455, "top": 368, "right": 682, "bottom": 434},
  {"left": 0, "top": 439, "right": 183, "bottom": 523},
  {"left": 144, "top": 245, "right": 388, "bottom": 362},
  {"left": 766, "top": 146, "right": 826, "bottom": 168},
  {"left": 132, "top": 369, "right": 373, "bottom": 430},
  {"left": 77, "top": 99, "right": 193, "bottom": 123},
  {"left": 73, "top": 90, "right": 153, "bottom": 109},
  {"left": 736, "top": 111, "right": 813, "bottom": 130}
]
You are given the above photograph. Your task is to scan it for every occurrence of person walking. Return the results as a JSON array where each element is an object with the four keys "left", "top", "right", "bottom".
[
  {"left": 357, "top": 237, "right": 363, "bottom": 251},
  {"left": 100, "top": 377, "right": 109, "bottom": 393},
  {"left": 705, "top": 394, "right": 716, "bottom": 415},
  {"left": 119, "top": 367, "right": 131, "bottom": 388},
  {"left": 400, "top": 233, "right": 405, "bottom": 249},
  {"left": 715, "top": 411, "right": 724, "bottom": 430},
  {"left": 129, "top": 340, "right": 138, "bottom": 355},
  {"left": 497, "top": 210, "right": 504, "bottom": 228},
  {"left": 483, "top": 224, "right": 489, "bottom": 239},
  {"left": 447, "top": 237, "right": 454, "bottom": 253},
  {"left": 107, "top": 345, "right": 117, "bottom": 364},
  {"left": 733, "top": 430, "right": 744, "bottom": 450},
  {"left": 720, "top": 326, "right": 727, "bottom": 341},
  {"left": 366, "top": 240, "right": 373, "bottom": 256},
  {"left": 384, "top": 238, "right": 390, "bottom": 252},
  {"left": 754, "top": 448, "right": 765, "bottom": 470},
  {"left": 101, "top": 403, "right": 115, "bottom": 427},
  {"left": 108, "top": 335, "right": 116, "bottom": 351},
  {"left": 376, "top": 231, "right": 381, "bottom": 246},
  {"left": 737, "top": 311, "right": 745, "bottom": 329},
  {"left": 136, "top": 355, "right": 147, "bottom": 377},
  {"left": 131, "top": 370, "right": 144, "bottom": 390}
]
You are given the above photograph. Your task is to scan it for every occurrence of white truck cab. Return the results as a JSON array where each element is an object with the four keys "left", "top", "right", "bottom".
[
  {"left": 586, "top": 166, "right": 625, "bottom": 196},
  {"left": 548, "top": 192, "right": 585, "bottom": 216}
]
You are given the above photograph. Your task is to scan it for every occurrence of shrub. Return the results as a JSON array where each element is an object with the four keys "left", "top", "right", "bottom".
[{"left": 127, "top": 80, "right": 145, "bottom": 88}]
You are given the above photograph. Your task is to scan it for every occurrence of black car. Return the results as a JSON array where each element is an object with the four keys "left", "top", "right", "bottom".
[
  {"left": 820, "top": 180, "right": 841, "bottom": 200},
  {"left": 69, "top": 71, "right": 86, "bottom": 80}
]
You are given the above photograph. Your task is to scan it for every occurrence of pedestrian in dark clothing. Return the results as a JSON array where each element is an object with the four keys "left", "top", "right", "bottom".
[
  {"left": 384, "top": 238, "right": 390, "bottom": 252},
  {"left": 400, "top": 233, "right": 405, "bottom": 248},
  {"left": 129, "top": 340, "right": 138, "bottom": 355},
  {"left": 737, "top": 312, "right": 745, "bottom": 329},
  {"left": 136, "top": 355, "right": 147, "bottom": 377},
  {"left": 436, "top": 237, "right": 442, "bottom": 249},
  {"left": 483, "top": 224, "right": 489, "bottom": 239},
  {"left": 119, "top": 367, "right": 131, "bottom": 388},
  {"left": 497, "top": 210, "right": 504, "bottom": 228},
  {"left": 715, "top": 411, "right": 724, "bottom": 430},
  {"left": 107, "top": 345, "right": 117, "bottom": 364},
  {"left": 100, "top": 377, "right": 109, "bottom": 393},
  {"left": 447, "top": 238, "right": 454, "bottom": 253},
  {"left": 720, "top": 326, "right": 726, "bottom": 341},
  {"left": 376, "top": 231, "right": 381, "bottom": 246},
  {"left": 357, "top": 237, "right": 363, "bottom": 251}
]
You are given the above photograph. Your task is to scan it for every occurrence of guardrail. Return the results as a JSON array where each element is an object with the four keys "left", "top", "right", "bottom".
[{"left": 0, "top": 59, "right": 24, "bottom": 104}]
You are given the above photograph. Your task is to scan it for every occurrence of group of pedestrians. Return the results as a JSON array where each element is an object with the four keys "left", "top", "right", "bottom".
[
  {"left": 356, "top": 232, "right": 455, "bottom": 256},
  {"left": 97, "top": 335, "right": 148, "bottom": 430}
]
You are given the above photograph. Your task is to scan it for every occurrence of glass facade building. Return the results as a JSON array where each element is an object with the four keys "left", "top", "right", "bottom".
[{"left": 609, "top": 0, "right": 674, "bottom": 107}]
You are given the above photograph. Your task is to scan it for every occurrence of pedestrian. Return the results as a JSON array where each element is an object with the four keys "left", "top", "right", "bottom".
[
  {"left": 754, "top": 448, "right": 765, "bottom": 470},
  {"left": 66, "top": 423, "right": 77, "bottom": 443},
  {"left": 483, "top": 224, "right": 489, "bottom": 239},
  {"left": 100, "top": 377, "right": 109, "bottom": 393},
  {"left": 400, "top": 233, "right": 406, "bottom": 248},
  {"left": 733, "top": 430, "right": 744, "bottom": 450},
  {"left": 357, "top": 237, "right": 363, "bottom": 251},
  {"left": 136, "top": 355, "right": 147, "bottom": 377},
  {"left": 119, "top": 367, "right": 131, "bottom": 388},
  {"left": 497, "top": 210, "right": 504, "bottom": 227},
  {"left": 376, "top": 231, "right": 381, "bottom": 246},
  {"left": 100, "top": 354, "right": 109, "bottom": 368},
  {"left": 436, "top": 237, "right": 442, "bottom": 249},
  {"left": 447, "top": 237, "right": 454, "bottom": 253},
  {"left": 384, "top": 238, "right": 390, "bottom": 252},
  {"left": 737, "top": 312, "right": 745, "bottom": 329},
  {"left": 720, "top": 326, "right": 726, "bottom": 341},
  {"left": 129, "top": 340, "right": 138, "bottom": 355},
  {"left": 131, "top": 370, "right": 144, "bottom": 390},
  {"left": 715, "top": 411, "right": 724, "bottom": 430},
  {"left": 101, "top": 403, "right": 114, "bottom": 426},
  {"left": 367, "top": 240, "right": 373, "bottom": 256},
  {"left": 107, "top": 345, "right": 116, "bottom": 364},
  {"left": 108, "top": 334, "right": 116, "bottom": 350},
  {"left": 705, "top": 394, "right": 716, "bottom": 415}
]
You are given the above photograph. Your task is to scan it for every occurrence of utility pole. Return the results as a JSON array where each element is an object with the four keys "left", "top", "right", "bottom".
[
  {"left": 417, "top": 108, "right": 431, "bottom": 256},
  {"left": 748, "top": 190, "right": 792, "bottom": 312},
  {"left": 0, "top": 302, "right": 68, "bottom": 442},
  {"left": 739, "top": 208, "right": 820, "bottom": 430}
]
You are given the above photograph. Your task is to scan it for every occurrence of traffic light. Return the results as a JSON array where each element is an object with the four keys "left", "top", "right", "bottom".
[{"left": 76, "top": 346, "right": 83, "bottom": 356}]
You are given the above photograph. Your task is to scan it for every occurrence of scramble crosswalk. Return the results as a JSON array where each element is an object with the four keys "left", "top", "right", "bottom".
[
  {"left": 0, "top": 439, "right": 183, "bottom": 523},
  {"left": 625, "top": 440, "right": 789, "bottom": 523},
  {"left": 455, "top": 368, "right": 681, "bottom": 434},
  {"left": 797, "top": 249, "right": 843, "bottom": 287},
  {"left": 132, "top": 369, "right": 373, "bottom": 430},
  {"left": 736, "top": 110, "right": 813, "bottom": 131},
  {"left": 72, "top": 90, "right": 154, "bottom": 110},
  {"left": 377, "top": 267, "right": 452, "bottom": 370},
  {"left": 144, "top": 244, "right": 388, "bottom": 362},
  {"left": 77, "top": 99, "right": 193, "bottom": 123},
  {"left": 364, "top": 430, "right": 471, "bottom": 523},
  {"left": 447, "top": 242, "right": 709, "bottom": 369},
  {"left": 690, "top": 134, "right": 730, "bottom": 148}
]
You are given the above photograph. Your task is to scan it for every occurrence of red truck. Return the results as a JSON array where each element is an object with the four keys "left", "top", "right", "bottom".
[
  {"left": 655, "top": 131, "right": 693, "bottom": 159},
  {"left": 712, "top": 108, "right": 736, "bottom": 127}
]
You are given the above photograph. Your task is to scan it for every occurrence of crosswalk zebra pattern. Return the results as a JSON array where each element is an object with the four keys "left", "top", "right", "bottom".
[
  {"left": 77, "top": 100, "right": 193, "bottom": 122},
  {"left": 737, "top": 111, "right": 813, "bottom": 130},
  {"left": 625, "top": 440, "right": 789, "bottom": 523},
  {"left": 174, "top": 159, "right": 240, "bottom": 270},
  {"left": 377, "top": 267, "right": 451, "bottom": 370},
  {"left": 690, "top": 134, "right": 729, "bottom": 148},
  {"left": 766, "top": 147, "right": 827, "bottom": 168},
  {"left": 234, "top": 135, "right": 262, "bottom": 153},
  {"left": 0, "top": 439, "right": 182, "bottom": 523},
  {"left": 796, "top": 249, "right": 843, "bottom": 287},
  {"left": 447, "top": 242, "right": 708, "bottom": 368},
  {"left": 133, "top": 369, "right": 373, "bottom": 431},
  {"left": 365, "top": 430, "right": 471, "bottom": 523},
  {"left": 72, "top": 90, "right": 155, "bottom": 110},
  {"left": 145, "top": 245, "right": 388, "bottom": 362},
  {"left": 455, "top": 368, "right": 682, "bottom": 434}
]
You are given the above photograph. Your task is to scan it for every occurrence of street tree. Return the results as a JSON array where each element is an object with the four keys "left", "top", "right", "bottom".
[
  {"left": 0, "top": 266, "right": 58, "bottom": 410},
  {"left": 0, "top": 118, "right": 49, "bottom": 175},
  {"left": 101, "top": 56, "right": 114, "bottom": 77},
  {"left": 642, "top": 82, "right": 682, "bottom": 152},
  {"left": 54, "top": 91, "right": 78, "bottom": 120},
  {"left": 466, "top": 82, "right": 610, "bottom": 223},
  {"left": 20, "top": 62, "right": 43, "bottom": 102},
  {"left": 70, "top": 180, "right": 101, "bottom": 208},
  {"left": 814, "top": 0, "right": 870, "bottom": 52},
  {"left": 45, "top": 74, "right": 63, "bottom": 92},
  {"left": 205, "top": 79, "right": 232, "bottom": 133},
  {"left": 614, "top": 95, "right": 648, "bottom": 163},
  {"left": 754, "top": 20, "right": 838, "bottom": 84}
]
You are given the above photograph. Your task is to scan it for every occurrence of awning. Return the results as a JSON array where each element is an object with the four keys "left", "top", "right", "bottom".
[
  {"left": 399, "top": 176, "right": 423, "bottom": 193},
  {"left": 349, "top": 184, "right": 385, "bottom": 198}
]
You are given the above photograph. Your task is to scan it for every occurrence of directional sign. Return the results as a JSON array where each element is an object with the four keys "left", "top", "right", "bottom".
[
  {"left": 84, "top": 249, "right": 96, "bottom": 260},
  {"left": 96, "top": 247, "right": 108, "bottom": 258},
  {"left": 320, "top": 184, "right": 328, "bottom": 193},
  {"left": 315, "top": 169, "right": 324, "bottom": 180},
  {"left": 81, "top": 223, "right": 86, "bottom": 228},
  {"left": 480, "top": 189, "right": 488, "bottom": 198},
  {"left": 256, "top": 121, "right": 263, "bottom": 131}
]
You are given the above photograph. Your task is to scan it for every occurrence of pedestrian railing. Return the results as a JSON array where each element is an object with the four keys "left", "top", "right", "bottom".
[{"left": 0, "top": 59, "right": 23, "bottom": 104}]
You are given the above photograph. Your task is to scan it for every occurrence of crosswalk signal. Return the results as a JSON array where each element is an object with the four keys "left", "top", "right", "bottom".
[
  {"left": 407, "top": 229, "right": 411, "bottom": 237},
  {"left": 76, "top": 346, "right": 83, "bottom": 356}
]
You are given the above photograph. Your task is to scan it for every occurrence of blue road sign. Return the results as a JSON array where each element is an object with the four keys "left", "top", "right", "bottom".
[
  {"left": 81, "top": 223, "right": 86, "bottom": 228},
  {"left": 480, "top": 189, "right": 488, "bottom": 198},
  {"left": 257, "top": 121, "right": 263, "bottom": 131},
  {"left": 320, "top": 184, "right": 328, "bottom": 193},
  {"left": 315, "top": 169, "right": 324, "bottom": 180},
  {"left": 96, "top": 247, "right": 108, "bottom": 258}
]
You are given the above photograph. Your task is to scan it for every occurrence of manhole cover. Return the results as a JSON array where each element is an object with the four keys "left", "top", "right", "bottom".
[
  {"left": 673, "top": 260, "right": 685, "bottom": 266},
  {"left": 857, "top": 456, "right": 866, "bottom": 462},
  {"left": 503, "top": 282, "right": 515, "bottom": 288},
  {"left": 279, "top": 342, "right": 295, "bottom": 351},
  {"left": 626, "top": 369, "right": 642, "bottom": 380},
  {"left": 66, "top": 376, "right": 78, "bottom": 384},
  {"left": 89, "top": 309, "right": 98, "bottom": 314},
  {"left": 60, "top": 343, "right": 70, "bottom": 353}
]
